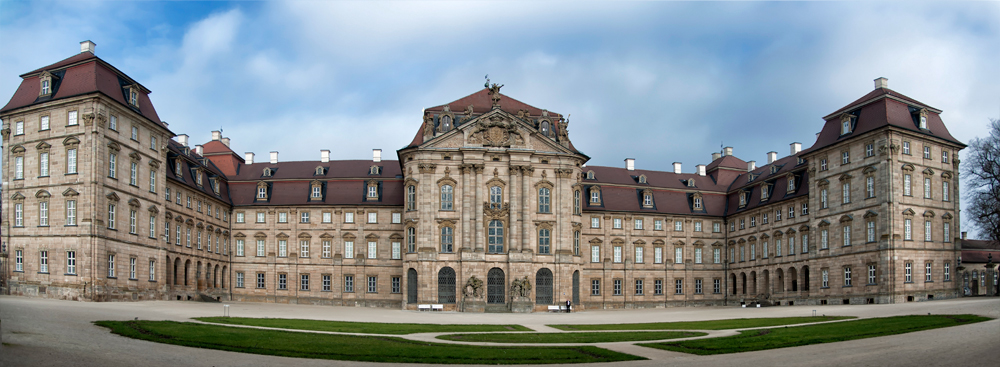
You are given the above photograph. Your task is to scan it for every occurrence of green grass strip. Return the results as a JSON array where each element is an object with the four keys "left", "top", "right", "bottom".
[
  {"left": 641, "top": 314, "right": 992, "bottom": 355},
  {"left": 550, "top": 316, "right": 853, "bottom": 331},
  {"left": 437, "top": 330, "right": 707, "bottom": 343},
  {"left": 95, "top": 320, "right": 644, "bottom": 364},
  {"left": 196, "top": 316, "right": 531, "bottom": 334}
]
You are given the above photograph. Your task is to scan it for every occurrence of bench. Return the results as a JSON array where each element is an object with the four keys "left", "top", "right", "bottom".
[
  {"left": 431, "top": 304, "right": 444, "bottom": 311},
  {"left": 547, "top": 305, "right": 569, "bottom": 312},
  {"left": 417, "top": 304, "right": 431, "bottom": 311}
]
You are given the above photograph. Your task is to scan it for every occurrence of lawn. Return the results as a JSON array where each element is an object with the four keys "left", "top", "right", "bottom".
[
  {"left": 641, "top": 314, "right": 993, "bottom": 355},
  {"left": 437, "top": 330, "right": 706, "bottom": 343},
  {"left": 549, "top": 316, "right": 853, "bottom": 331},
  {"left": 196, "top": 316, "right": 531, "bottom": 334},
  {"left": 95, "top": 320, "right": 645, "bottom": 364}
]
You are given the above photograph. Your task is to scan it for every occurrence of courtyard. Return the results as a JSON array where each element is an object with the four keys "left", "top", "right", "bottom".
[{"left": 1, "top": 296, "right": 997, "bottom": 366}]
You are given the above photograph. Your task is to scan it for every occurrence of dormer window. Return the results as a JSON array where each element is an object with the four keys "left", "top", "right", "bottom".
[
  {"left": 586, "top": 171, "right": 595, "bottom": 180},
  {"left": 315, "top": 166, "right": 325, "bottom": 176},
  {"left": 39, "top": 71, "right": 57, "bottom": 97},
  {"left": 41, "top": 79, "right": 50, "bottom": 95},
  {"left": 770, "top": 166, "right": 778, "bottom": 174},
  {"left": 310, "top": 180, "right": 322, "bottom": 201},
  {"left": 263, "top": 167, "right": 273, "bottom": 177},
  {"left": 195, "top": 171, "right": 203, "bottom": 187},
  {"left": 440, "top": 115, "right": 452, "bottom": 132},
  {"left": 210, "top": 178, "right": 220, "bottom": 195},
  {"left": 312, "top": 186, "right": 321, "bottom": 198},
  {"left": 761, "top": 185, "right": 770, "bottom": 201},
  {"left": 643, "top": 193, "right": 653, "bottom": 207},
  {"left": 369, "top": 165, "right": 381, "bottom": 175},
  {"left": 366, "top": 180, "right": 379, "bottom": 201},
  {"left": 687, "top": 179, "right": 696, "bottom": 187},
  {"left": 174, "top": 160, "right": 182, "bottom": 177},
  {"left": 840, "top": 114, "right": 853, "bottom": 135},
  {"left": 540, "top": 120, "right": 551, "bottom": 137},
  {"left": 693, "top": 194, "right": 703, "bottom": 210},
  {"left": 638, "top": 175, "right": 646, "bottom": 184},
  {"left": 918, "top": 109, "right": 928, "bottom": 129},
  {"left": 747, "top": 174, "right": 755, "bottom": 183},
  {"left": 129, "top": 89, "right": 138, "bottom": 106},
  {"left": 739, "top": 190, "right": 747, "bottom": 207},
  {"left": 787, "top": 175, "right": 796, "bottom": 192},
  {"left": 589, "top": 187, "right": 601, "bottom": 205},
  {"left": 256, "top": 182, "right": 268, "bottom": 200}
]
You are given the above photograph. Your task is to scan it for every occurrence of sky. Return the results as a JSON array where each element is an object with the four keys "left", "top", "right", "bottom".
[{"left": 1, "top": 0, "right": 998, "bottom": 233}]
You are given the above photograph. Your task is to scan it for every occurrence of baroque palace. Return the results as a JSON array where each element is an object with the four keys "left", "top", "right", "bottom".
[{"left": 1, "top": 42, "right": 967, "bottom": 311}]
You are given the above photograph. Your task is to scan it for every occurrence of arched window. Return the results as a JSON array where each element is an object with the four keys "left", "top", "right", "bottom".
[
  {"left": 487, "top": 268, "right": 505, "bottom": 304},
  {"left": 406, "top": 227, "right": 416, "bottom": 252},
  {"left": 536, "top": 268, "right": 553, "bottom": 305},
  {"left": 540, "top": 121, "right": 551, "bottom": 137},
  {"left": 488, "top": 220, "right": 504, "bottom": 253},
  {"left": 440, "top": 226, "right": 454, "bottom": 253},
  {"left": 489, "top": 186, "right": 502, "bottom": 208},
  {"left": 440, "top": 185, "right": 453, "bottom": 210},
  {"left": 406, "top": 185, "right": 416, "bottom": 211},
  {"left": 538, "top": 228, "right": 551, "bottom": 254},
  {"left": 438, "top": 267, "right": 456, "bottom": 304},
  {"left": 538, "top": 187, "right": 550, "bottom": 213},
  {"left": 440, "top": 115, "right": 452, "bottom": 132},
  {"left": 586, "top": 171, "right": 595, "bottom": 180},
  {"left": 407, "top": 268, "right": 418, "bottom": 303}
]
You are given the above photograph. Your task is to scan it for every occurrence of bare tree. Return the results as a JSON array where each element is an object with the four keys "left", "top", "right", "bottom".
[{"left": 962, "top": 118, "right": 1000, "bottom": 244}]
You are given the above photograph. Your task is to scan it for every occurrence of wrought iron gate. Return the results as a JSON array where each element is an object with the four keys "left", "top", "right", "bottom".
[
  {"left": 572, "top": 270, "right": 580, "bottom": 305},
  {"left": 535, "top": 268, "right": 553, "bottom": 304},
  {"left": 407, "top": 268, "right": 418, "bottom": 303},
  {"left": 438, "top": 267, "right": 456, "bottom": 303},
  {"left": 487, "top": 268, "right": 505, "bottom": 304}
]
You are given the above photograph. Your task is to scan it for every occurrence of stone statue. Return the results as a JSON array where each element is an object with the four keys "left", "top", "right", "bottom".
[
  {"left": 488, "top": 83, "right": 504, "bottom": 108},
  {"left": 463, "top": 276, "right": 484, "bottom": 299},
  {"left": 510, "top": 276, "right": 532, "bottom": 300},
  {"left": 422, "top": 114, "right": 434, "bottom": 139}
]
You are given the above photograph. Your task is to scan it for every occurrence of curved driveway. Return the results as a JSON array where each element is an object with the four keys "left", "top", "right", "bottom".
[{"left": 2, "top": 296, "right": 997, "bottom": 366}]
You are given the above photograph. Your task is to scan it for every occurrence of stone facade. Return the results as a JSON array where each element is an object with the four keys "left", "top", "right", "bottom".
[{"left": 0, "top": 45, "right": 966, "bottom": 311}]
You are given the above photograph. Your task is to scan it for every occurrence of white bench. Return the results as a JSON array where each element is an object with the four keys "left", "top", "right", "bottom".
[
  {"left": 417, "top": 304, "right": 431, "bottom": 311},
  {"left": 547, "top": 305, "right": 569, "bottom": 312},
  {"left": 431, "top": 304, "right": 444, "bottom": 311}
]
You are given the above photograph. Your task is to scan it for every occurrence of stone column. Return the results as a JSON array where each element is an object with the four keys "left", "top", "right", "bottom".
[
  {"left": 509, "top": 166, "right": 518, "bottom": 252},
  {"left": 474, "top": 165, "right": 485, "bottom": 252},
  {"left": 461, "top": 165, "right": 472, "bottom": 251}
]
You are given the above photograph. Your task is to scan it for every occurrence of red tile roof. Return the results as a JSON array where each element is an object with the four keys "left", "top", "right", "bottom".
[
  {"left": 166, "top": 140, "right": 232, "bottom": 205},
  {"left": 426, "top": 88, "right": 559, "bottom": 118},
  {"left": 200, "top": 140, "right": 243, "bottom": 177}
]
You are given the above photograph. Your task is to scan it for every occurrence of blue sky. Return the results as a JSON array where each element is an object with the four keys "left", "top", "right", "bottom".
[{"left": 2, "top": 1, "right": 999, "bottom": 231}]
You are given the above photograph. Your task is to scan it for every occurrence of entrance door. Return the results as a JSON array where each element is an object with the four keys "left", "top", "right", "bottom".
[
  {"left": 487, "top": 268, "right": 505, "bottom": 304},
  {"left": 407, "top": 268, "right": 418, "bottom": 303},
  {"left": 572, "top": 270, "right": 580, "bottom": 305}
]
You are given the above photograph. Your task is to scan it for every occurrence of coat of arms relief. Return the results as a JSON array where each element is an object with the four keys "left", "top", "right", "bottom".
[{"left": 466, "top": 115, "right": 525, "bottom": 147}]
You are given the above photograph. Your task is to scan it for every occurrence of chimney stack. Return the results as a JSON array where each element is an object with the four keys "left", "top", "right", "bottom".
[
  {"left": 194, "top": 145, "right": 204, "bottom": 156},
  {"left": 80, "top": 40, "right": 96, "bottom": 54},
  {"left": 711, "top": 152, "right": 721, "bottom": 161},
  {"left": 245, "top": 152, "right": 254, "bottom": 165},
  {"left": 321, "top": 150, "right": 330, "bottom": 163},
  {"left": 673, "top": 162, "right": 682, "bottom": 174},
  {"left": 724, "top": 147, "right": 733, "bottom": 156},
  {"left": 625, "top": 158, "right": 635, "bottom": 171},
  {"left": 373, "top": 149, "right": 382, "bottom": 163},
  {"left": 874, "top": 77, "right": 889, "bottom": 89},
  {"left": 790, "top": 142, "right": 802, "bottom": 155},
  {"left": 211, "top": 131, "right": 221, "bottom": 141},
  {"left": 221, "top": 137, "right": 230, "bottom": 147},
  {"left": 270, "top": 151, "right": 278, "bottom": 164},
  {"left": 767, "top": 151, "right": 778, "bottom": 164},
  {"left": 177, "top": 134, "right": 189, "bottom": 147},
  {"left": 962, "top": 232, "right": 967, "bottom": 240},
  {"left": 748, "top": 160, "right": 757, "bottom": 172},
  {"left": 696, "top": 164, "right": 706, "bottom": 176}
]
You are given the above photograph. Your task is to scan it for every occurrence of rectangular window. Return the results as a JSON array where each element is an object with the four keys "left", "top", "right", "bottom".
[
  {"left": 107, "top": 204, "right": 116, "bottom": 229},
  {"left": 843, "top": 225, "right": 851, "bottom": 246},
  {"left": 613, "top": 246, "right": 622, "bottom": 263},
  {"left": 695, "top": 279, "right": 703, "bottom": 294},
  {"left": 866, "top": 143, "right": 874, "bottom": 157},
  {"left": 323, "top": 212, "right": 332, "bottom": 223},
  {"left": 925, "top": 221, "right": 932, "bottom": 241},
  {"left": 868, "top": 264, "right": 877, "bottom": 285},
  {"left": 802, "top": 234, "right": 808, "bottom": 253},
  {"left": 943, "top": 181, "right": 950, "bottom": 201},
  {"left": 368, "top": 241, "right": 377, "bottom": 259},
  {"left": 299, "top": 240, "right": 310, "bottom": 257},
  {"left": 675, "top": 279, "right": 684, "bottom": 294},
  {"left": 926, "top": 263, "right": 933, "bottom": 282},
  {"left": 131, "top": 126, "right": 139, "bottom": 141},
  {"left": 943, "top": 151, "right": 949, "bottom": 163},
  {"left": 762, "top": 213, "right": 768, "bottom": 224},
  {"left": 613, "top": 279, "right": 622, "bottom": 295},
  {"left": 675, "top": 247, "right": 683, "bottom": 264},
  {"left": 323, "top": 240, "right": 332, "bottom": 258},
  {"left": 842, "top": 182, "right": 851, "bottom": 204},
  {"left": 15, "top": 250, "right": 23, "bottom": 272},
  {"left": 613, "top": 218, "right": 622, "bottom": 229},
  {"left": 694, "top": 221, "right": 702, "bottom": 232},
  {"left": 278, "top": 240, "right": 287, "bottom": 257},
  {"left": 635, "top": 279, "right": 644, "bottom": 295},
  {"left": 904, "top": 174, "right": 912, "bottom": 196},
  {"left": 905, "top": 263, "right": 913, "bottom": 283},
  {"left": 107, "top": 254, "right": 116, "bottom": 278},
  {"left": 278, "top": 274, "right": 287, "bottom": 290},
  {"left": 654, "top": 279, "right": 663, "bottom": 295},
  {"left": 591, "top": 245, "right": 600, "bottom": 263},
  {"left": 944, "top": 263, "right": 951, "bottom": 281},
  {"left": 236, "top": 272, "right": 245, "bottom": 288},
  {"left": 392, "top": 212, "right": 401, "bottom": 224},
  {"left": 821, "top": 188, "right": 828, "bottom": 208},
  {"left": 844, "top": 267, "right": 852, "bottom": 287},
  {"left": 775, "top": 240, "right": 782, "bottom": 256},
  {"left": 39, "top": 201, "right": 48, "bottom": 226},
  {"left": 591, "top": 279, "right": 600, "bottom": 296},
  {"left": 128, "top": 210, "right": 137, "bottom": 234},
  {"left": 674, "top": 221, "right": 683, "bottom": 231},
  {"left": 591, "top": 217, "right": 600, "bottom": 228},
  {"left": 63, "top": 148, "right": 78, "bottom": 174},
  {"left": 944, "top": 222, "right": 951, "bottom": 242},
  {"left": 904, "top": 219, "right": 912, "bottom": 240},
  {"left": 256, "top": 212, "right": 265, "bottom": 223},
  {"left": 821, "top": 229, "right": 829, "bottom": 249},
  {"left": 345, "top": 241, "right": 354, "bottom": 259},
  {"left": 842, "top": 151, "right": 850, "bottom": 164},
  {"left": 655, "top": 220, "right": 663, "bottom": 230},
  {"left": 323, "top": 275, "right": 332, "bottom": 291},
  {"left": 392, "top": 242, "right": 401, "bottom": 259},
  {"left": 39, "top": 152, "right": 49, "bottom": 177},
  {"left": 713, "top": 222, "right": 721, "bottom": 232},
  {"left": 236, "top": 239, "right": 245, "bottom": 256},
  {"left": 713, "top": 279, "right": 721, "bottom": 294},
  {"left": 866, "top": 176, "right": 875, "bottom": 198},
  {"left": 634, "top": 219, "right": 643, "bottom": 230},
  {"left": 15, "top": 120, "right": 24, "bottom": 135},
  {"left": 822, "top": 269, "right": 829, "bottom": 288},
  {"left": 867, "top": 221, "right": 876, "bottom": 242},
  {"left": 301, "top": 274, "right": 310, "bottom": 291},
  {"left": 365, "top": 276, "right": 378, "bottom": 293},
  {"left": 392, "top": 276, "right": 401, "bottom": 293},
  {"left": 345, "top": 212, "right": 354, "bottom": 223},
  {"left": 257, "top": 273, "right": 266, "bottom": 289},
  {"left": 924, "top": 178, "right": 932, "bottom": 199},
  {"left": 278, "top": 212, "right": 287, "bottom": 223},
  {"left": 129, "top": 161, "right": 138, "bottom": 186},
  {"left": 40, "top": 115, "right": 50, "bottom": 130},
  {"left": 713, "top": 248, "right": 721, "bottom": 264},
  {"left": 368, "top": 212, "right": 377, "bottom": 223},
  {"left": 68, "top": 110, "right": 79, "bottom": 126},
  {"left": 129, "top": 257, "right": 137, "bottom": 279},
  {"left": 108, "top": 153, "right": 117, "bottom": 178},
  {"left": 654, "top": 247, "right": 663, "bottom": 264},
  {"left": 14, "top": 156, "right": 23, "bottom": 180},
  {"left": 903, "top": 141, "right": 911, "bottom": 154},
  {"left": 345, "top": 275, "right": 354, "bottom": 292},
  {"left": 924, "top": 146, "right": 931, "bottom": 159},
  {"left": 635, "top": 247, "right": 643, "bottom": 263},
  {"left": 66, "top": 251, "right": 76, "bottom": 274},
  {"left": 39, "top": 251, "right": 49, "bottom": 273},
  {"left": 256, "top": 239, "right": 265, "bottom": 257},
  {"left": 802, "top": 202, "right": 808, "bottom": 215},
  {"left": 301, "top": 212, "right": 310, "bottom": 223},
  {"left": 695, "top": 247, "right": 703, "bottom": 264}
]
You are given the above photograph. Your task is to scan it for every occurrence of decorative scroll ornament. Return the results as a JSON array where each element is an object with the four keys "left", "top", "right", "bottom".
[
  {"left": 483, "top": 202, "right": 510, "bottom": 220},
  {"left": 467, "top": 115, "right": 524, "bottom": 147}
]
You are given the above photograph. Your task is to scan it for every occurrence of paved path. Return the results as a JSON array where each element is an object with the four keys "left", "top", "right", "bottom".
[{"left": 2, "top": 295, "right": 998, "bottom": 366}]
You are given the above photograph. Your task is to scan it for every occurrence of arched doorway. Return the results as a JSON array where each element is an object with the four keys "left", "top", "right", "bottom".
[
  {"left": 221, "top": 266, "right": 227, "bottom": 289},
  {"left": 789, "top": 267, "right": 798, "bottom": 292},
  {"left": 802, "top": 266, "right": 810, "bottom": 291},
  {"left": 166, "top": 256, "right": 172, "bottom": 288},
  {"left": 750, "top": 271, "right": 757, "bottom": 295},
  {"left": 536, "top": 268, "right": 553, "bottom": 305},
  {"left": 487, "top": 268, "right": 505, "bottom": 304},
  {"left": 184, "top": 259, "right": 191, "bottom": 286},
  {"left": 407, "top": 268, "right": 418, "bottom": 303},
  {"left": 572, "top": 270, "right": 580, "bottom": 305},
  {"left": 438, "top": 267, "right": 456, "bottom": 304},
  {"left": 741, "top": 272, "right": 747, "bottom": 294},
  {"left": 730, "top": 273, "right": 737, "bottom": 295},
  {"left": 762, "top": 269, "right": 771, "bottom": 295},
  {"left": 776, "top": 268, "right": 784, "bottom": 292}
]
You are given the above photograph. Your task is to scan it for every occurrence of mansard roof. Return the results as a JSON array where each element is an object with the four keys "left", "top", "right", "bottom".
[
  {"left": 803, "top": 87, "right": 963, "bottom": 155},
  {"left": 1, "top": 51, "right": 167, "bottom": 132},
  {"left": 228, "top": 160, "right": 401, "bottom": 181},
  {"left": 166, "top": 140, "right": 231, "bottom": 204},
  {"left": 425, "top": 88, "right": 558, "bottom": 118}
]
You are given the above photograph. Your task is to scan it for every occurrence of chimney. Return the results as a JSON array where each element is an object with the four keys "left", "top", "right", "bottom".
[
  {"left": 790, "top": 142, "right": 802, "bottom": 155},
  {"left": 962, "top": 232, "right": 967, "bottom": 240},
  {"left": 625, "top": 158, "right": 635, "bottom": 171},
  {"left": 245, "top": 152, "right": 254, "bottom": 165},
  {"left": 194, "top": 145, "right": 204, "bottom": 156},
  {"left": 673, "top": 162, "right": 682, "bottom": 174},
  {"left": 874, "top": 77, "right": 889, "bottom": 89},
  {"left": 177, "top": 134, "right": 189, "bottom": 147},
  {"left": 748, "top": 160, "right": 757, "bottom": 172},
  {"left": 80, "top": 40, "right": 96, "bottom": 54},
  {"left": 711, "top": 152, "right": 722, "bottom": 161},
  {"left": 767, "top": 151, "right": 778, "bottom": 164},
  {"left": 724, "top": 147, "right": 733, "bottom": 156},
  {"left": 161, "top": 120, "right": 169, "bottom": 127},
  {"left": 211, "top": 131, "right": 221, "bottom": 141},
  {"left": 373, "top": 149, "right": 382, "bottom": 163},
  {"left": 321, "top": 150, "right": 330, "bottom": 163},
  {"left": 696, "top": 164, "right": 706, "bottom": 176},
  {"left": 221, "top": 137, "right": 230, "bottom": 147},
  {"left": 270, "top": 151, "right": 279, "bottom": 164}
]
